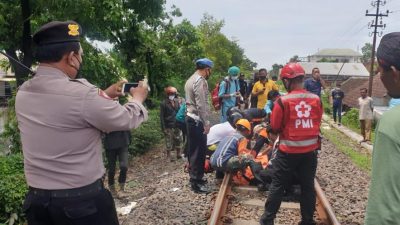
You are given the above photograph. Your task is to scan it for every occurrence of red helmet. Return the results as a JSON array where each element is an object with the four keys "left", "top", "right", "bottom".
[{"left": 280, "top": 63, "right": 305, "bottom": 80}]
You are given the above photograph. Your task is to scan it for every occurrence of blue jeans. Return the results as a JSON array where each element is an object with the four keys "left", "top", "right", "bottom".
[{"left": 332, "top": 103, "right": 342, "bottom": 123}]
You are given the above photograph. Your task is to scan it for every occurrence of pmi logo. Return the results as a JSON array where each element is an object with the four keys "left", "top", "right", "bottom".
[{"left": 294, "top": 101, "right": 313, "bottom": 129}]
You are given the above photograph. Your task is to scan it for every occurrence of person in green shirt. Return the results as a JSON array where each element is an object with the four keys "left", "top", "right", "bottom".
[{"left": 365, "top": 32, "right": 400, "bottom": 225}]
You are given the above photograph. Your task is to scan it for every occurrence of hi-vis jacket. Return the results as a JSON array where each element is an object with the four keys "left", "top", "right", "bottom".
[{"left": 270, "top": 89, "right": 322, "bottom": 153}]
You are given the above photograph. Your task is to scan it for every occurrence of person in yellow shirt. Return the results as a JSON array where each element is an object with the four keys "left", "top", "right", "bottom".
[{"left": 251, "top": 68, "right": 279, "bottom": 109}]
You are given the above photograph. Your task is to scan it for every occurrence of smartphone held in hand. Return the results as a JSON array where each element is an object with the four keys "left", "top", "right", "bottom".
[{"left": 122, "top": 83, "right": 139, "bottom": 93}]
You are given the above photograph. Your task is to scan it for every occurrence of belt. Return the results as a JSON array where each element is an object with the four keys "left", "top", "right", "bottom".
[
  {"left": 187, "top": 112, "right": 201, "bottom": 121},
  {"left": 29, "top": 179, "right": 104, "bottom": 198}
]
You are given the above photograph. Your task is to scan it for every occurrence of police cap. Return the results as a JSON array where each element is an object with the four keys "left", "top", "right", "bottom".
[{"left": 33, "top": 21, "right": 82, "bottom": 46}]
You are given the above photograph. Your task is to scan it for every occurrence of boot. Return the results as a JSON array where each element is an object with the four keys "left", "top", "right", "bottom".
[
  {"left": 119, "top": 183, "right": 125, "bottom": 192},
  {"left": 109, "top": 185, "right": 117, "bottom": 197},
  {"left": 166, "top": 150, "right": 173, "bottom": 162},
  {"left": 176, "top": 149, "right": 182, "bottom": 159}
]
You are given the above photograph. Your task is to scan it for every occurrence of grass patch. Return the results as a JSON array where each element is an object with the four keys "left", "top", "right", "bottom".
[{"left": 322, "top": 127, "right": 371, "bottom": 172}]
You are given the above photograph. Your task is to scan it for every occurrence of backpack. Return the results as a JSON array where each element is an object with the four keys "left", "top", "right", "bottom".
[
  {"left": 211, "top": 78, "right": 238, "bottom": 110},
  {"left": 175, "top": 102, "right": 186, "bottom": 123}
]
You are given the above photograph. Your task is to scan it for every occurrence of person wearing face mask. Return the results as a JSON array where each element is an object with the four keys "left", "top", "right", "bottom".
[
  {"left": 251, "top": 68, "right": 279, "bottom": 109},
  {"left": 218, "top": 66, "right": 241, "bottom": 122},
  {"left": 184, "top": 58, "right": 213, "bottom": 194},
  {"left": 15, "top": 21, "right": 149, "bottom": 225},
  {"left": 160, "top": 86, "right": 183, "bottom": 161}
]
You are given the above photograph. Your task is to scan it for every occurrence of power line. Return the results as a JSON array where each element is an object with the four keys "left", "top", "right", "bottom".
[{"left": 365, "top": 0, "right": 389, "bottom": 97}]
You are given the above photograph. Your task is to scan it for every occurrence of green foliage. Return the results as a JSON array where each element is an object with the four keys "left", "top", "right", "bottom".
[
  {"left": 317, "top": 58, "right": 338, "bottom": 63},
  {"left": 0, "top": 154, "right": 27, "bottom": 224},
  {"left": 322, "top": 128, "right": 371, "bottom": 172},
  {"left": 198, "top": 13, "right": 256, "bottom": 75},
  {"left": 361, "top": 43, "right": 372, "bottom": 64},
  {"left": 1, "top": 96, "right": 21, "bottom": 154},
  {"left": 128, "top": 109, "right": 162, "bottom": 156},
  {"left": 341, "top": 108, "right": 360, "bottom": 129},
  {"left": 81, "top": 41, "right": 127, "bottom": 89},
  {"left": 321, "top": 93, "right": 331, "bottom": 115},
  {"left": 270, "top": 63, "right": 283, "bottom": 79}
]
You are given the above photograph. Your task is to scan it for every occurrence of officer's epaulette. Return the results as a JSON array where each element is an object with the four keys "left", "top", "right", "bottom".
[{"left": 69, "top": 78, "right": 95, "bottom": 88}]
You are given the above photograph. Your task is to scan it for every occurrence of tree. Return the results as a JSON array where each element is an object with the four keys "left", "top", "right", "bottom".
[
  {"left": 361, "top": 43, "right": 372, "bottom": 64},
  {"left": 289, "top": 55, "right": 300, "bottom": 62},
  {"left": 317, "top": 58, "right": 338, "bottom": 63},
  {"left": 198, "top": 13, "right": 256, "bottom": 76},
  {"left": 0, "top": 0, "right": 166, "bottom": 86},
  {"left": 270, "top": 63, "right": 283, "bottom": 78}
]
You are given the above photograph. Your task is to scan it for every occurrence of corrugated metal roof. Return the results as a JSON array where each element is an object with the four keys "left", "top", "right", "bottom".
[
  {"left": 299, "top": 62, "right": 369, "bottom": 77},
  {"left": 341, "top": 75, "right": 387, "bottom": 108},
  {"left": 313, "top": 48, "right": 362, "bottom": 57}
]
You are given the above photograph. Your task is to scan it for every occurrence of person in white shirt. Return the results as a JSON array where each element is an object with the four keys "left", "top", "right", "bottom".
[{"left": 358, "top": 88, "right": 374, "bottom": 143}]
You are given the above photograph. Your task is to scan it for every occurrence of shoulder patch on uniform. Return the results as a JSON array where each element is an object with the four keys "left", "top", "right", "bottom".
[
  {"left": 69, "top": 78, "right": 95, "bottom": 88},
  {"left": 98, "top": 89, "right": 113, "bottom": 100}
]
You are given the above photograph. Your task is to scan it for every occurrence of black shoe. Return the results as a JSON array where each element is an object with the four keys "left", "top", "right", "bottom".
[
  {"left": 198, "top": 178, "right": 208, "bottom": 185},
  {"left": 259, "top": 213, "right": 274, "bottom": 225},
  {"left": 191, "top": 183, "right": 210, "bottom": 194},
  {"left": 257, "top": 183, "right": 268, "bottom": 192}
]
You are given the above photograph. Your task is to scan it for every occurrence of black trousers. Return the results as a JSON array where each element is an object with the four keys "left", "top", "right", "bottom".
[
  {"left": 105, "top": 146, "right": 129, "bottom": 186},
  {"left": 23, "top": 187, "right": 119, "bottom": 225},
  {"left": 261, "top": 150, "right": 318, "bottom": 225},
  {"left": 185, "top": 116, "right": 207, "bottom": 184}
]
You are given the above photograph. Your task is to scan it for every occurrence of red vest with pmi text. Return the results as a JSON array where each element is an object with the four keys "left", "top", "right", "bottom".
[{"left": 271, "top": 90, "right": 322, "bottom": 153}]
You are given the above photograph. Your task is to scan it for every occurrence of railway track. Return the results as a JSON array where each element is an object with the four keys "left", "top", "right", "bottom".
[{"left": 208, "top": 173, "right": 340, "bottom": 225}]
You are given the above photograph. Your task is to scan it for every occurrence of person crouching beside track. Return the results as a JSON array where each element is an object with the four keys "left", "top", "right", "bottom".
[
  {"left": 210, "top": 119, "right": 268, "bottom": 188},
  {"left": 260, "top": 63, "right": 322, "bottom": 225}
]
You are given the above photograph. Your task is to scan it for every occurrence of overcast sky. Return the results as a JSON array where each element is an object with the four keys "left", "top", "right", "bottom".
[{"left": 165, "top": 0, "right": 400, "bottom": 69}]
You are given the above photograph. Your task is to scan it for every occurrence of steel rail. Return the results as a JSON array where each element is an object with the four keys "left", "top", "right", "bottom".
[
  {"left": 315, "top": 178, "right": 341, "bottom": 225},
  {"left": 208, "top": 176, "right": 341, "bottom": 225},
  {"left": 208, "top": 173, "right": 232, "bottom": 225}
]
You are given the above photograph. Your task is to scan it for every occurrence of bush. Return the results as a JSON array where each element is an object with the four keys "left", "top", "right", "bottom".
[
  {"left": 0, "top": 154, "right": 27, "bottom": 225},
  {"left": 129, "top": 109, "right": 163, "bottom": 156},
  {"left": 321, "top": 93, "right": 331, "bottom": 115},
  {"left": 1, "top": 96, "right": 22, "bottom": 154},
  {"left": 342, "top": 108, "right": 360, "bottom": 130}
]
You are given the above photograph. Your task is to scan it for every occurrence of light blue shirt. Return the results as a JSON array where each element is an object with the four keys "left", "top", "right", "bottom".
[
  {"left": 264, "top": 100, "right": 274, "bottom": 114},
  {"left": 389, "top": 98, "right": 400, "bottom": 109},
  {"left": 218, "top": 78, "right": 239, "bottom": 108}
]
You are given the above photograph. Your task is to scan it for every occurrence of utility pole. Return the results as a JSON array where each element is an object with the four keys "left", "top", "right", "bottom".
[{"left": 366, "top": 0, "right": 389, "bottom": 97}]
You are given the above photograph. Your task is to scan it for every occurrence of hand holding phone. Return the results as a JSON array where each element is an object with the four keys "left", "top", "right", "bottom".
[
  {"left": 128, "top": 81, "right": 148, "bottom": 103},
  {"left": 122, "top": 83, "right": 139, "bottom": 93}
]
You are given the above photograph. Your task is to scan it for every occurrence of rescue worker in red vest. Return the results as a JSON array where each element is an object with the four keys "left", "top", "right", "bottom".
[{"left": 260, "top": 63, "right": 322, "bottom": 225}]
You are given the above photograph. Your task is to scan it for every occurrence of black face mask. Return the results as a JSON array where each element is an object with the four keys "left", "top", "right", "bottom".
[{"left": 73, "top": 55, "right": 83, "bottom": 79}]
